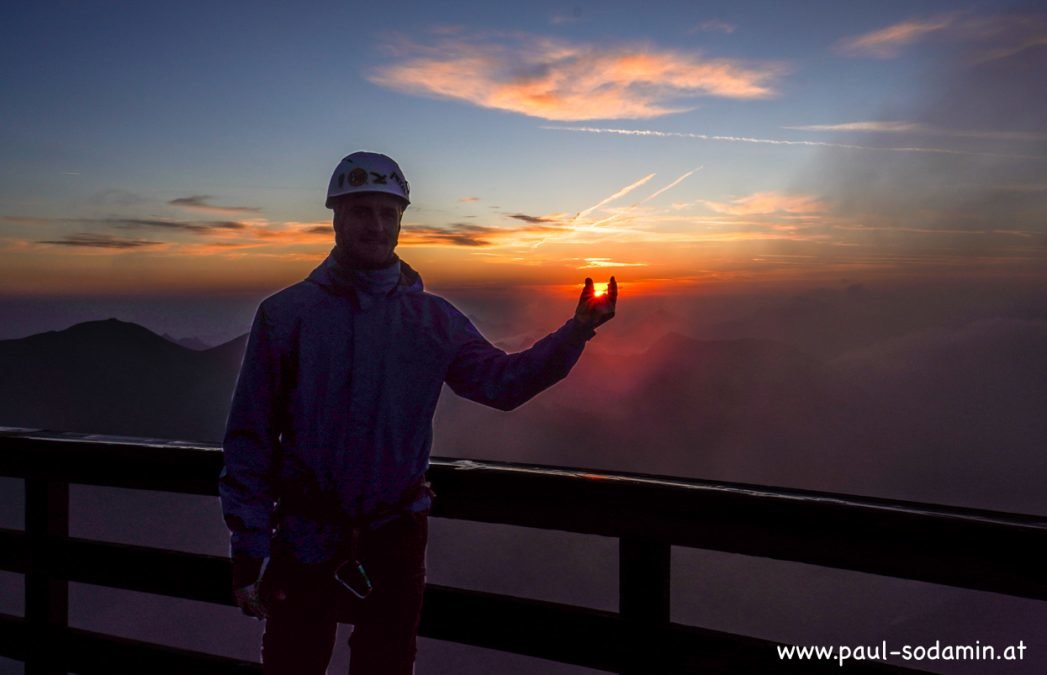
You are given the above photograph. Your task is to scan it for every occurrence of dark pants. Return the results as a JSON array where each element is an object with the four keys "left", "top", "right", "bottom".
[{"left": 260, "top": 511, "right": 428, "bottom": 675}]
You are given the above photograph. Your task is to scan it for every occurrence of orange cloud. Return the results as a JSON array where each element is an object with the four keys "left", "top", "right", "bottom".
[
  {"left": 703, "top": 192, "right": 827, "bottom": 216},
  {"left": 399, "top": 221, "right": 563, "bottom": 248},
  {"left": 176, "top": 241, "right": 266, "bottom": 257},
  {"left": 787, "top": 121, "right": 923, "bottom": 133},
  {"left": 577, "top": 257, "right": 648, "bottom": 269},
  {"left": 369, "top": 33, "right": 783, "bottom": 120},
  {"left": 837, "top": 14, "right": 957, "bottom": 58},
  {"left": 253, "top": 221, "right": 332, "bottom": 244},
  {"left": 836, "top": 12, "right": 1047, "bottom": 61}
]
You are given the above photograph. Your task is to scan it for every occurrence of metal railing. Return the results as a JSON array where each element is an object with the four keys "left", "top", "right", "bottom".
[{"left": 1, "top": 427, "right": 1044, "bottom": 673}]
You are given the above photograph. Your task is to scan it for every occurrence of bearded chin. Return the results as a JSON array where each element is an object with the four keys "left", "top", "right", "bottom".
[{"left": 333, "top": 240, "right": 398, "bottom": 271}]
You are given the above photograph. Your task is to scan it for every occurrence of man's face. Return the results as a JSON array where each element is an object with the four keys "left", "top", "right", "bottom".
[{"left": 332, "top": 193, "right": 405, "bottom": 268}]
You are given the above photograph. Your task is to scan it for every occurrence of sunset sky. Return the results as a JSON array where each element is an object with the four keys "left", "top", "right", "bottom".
[{"left": 2, "top": 0, "right": 1046, "bottom": 305}]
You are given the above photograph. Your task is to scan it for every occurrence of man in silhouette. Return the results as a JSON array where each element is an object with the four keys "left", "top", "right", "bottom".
[{"left": 220, "top": 151, "right": 617, "bottom": 674}]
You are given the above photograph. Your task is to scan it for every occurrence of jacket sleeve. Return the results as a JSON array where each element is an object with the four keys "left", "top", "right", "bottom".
[
  {"left": 219, "top": 303, "right": 285, "bottom": 561},
  {"left": 445, "top": 313, "right": 595, "bottom": 411}
]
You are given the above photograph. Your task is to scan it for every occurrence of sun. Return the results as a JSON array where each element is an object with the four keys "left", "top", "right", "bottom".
[{"left": 593, "top": 282, "right": 608, "bottom": 297}]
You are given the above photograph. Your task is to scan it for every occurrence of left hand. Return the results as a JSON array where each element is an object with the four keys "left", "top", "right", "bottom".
[
  {"left": 574, "top": 276, "right": 617, "bottom": 329},
  {"left": 234, "top": 582, "right": 271, "bottom": 620}
]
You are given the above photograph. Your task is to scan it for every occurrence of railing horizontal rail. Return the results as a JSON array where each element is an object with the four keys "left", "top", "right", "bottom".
[
  {"left": 2, "top": 430, "right": 1045, "bottom": 600},
  {"left": 2, "top": 428, "right": 1039, "bottom": 672},
  {"left": 0, "top": 613, "right": 262, "bottom": 674},
  {"left": 0, "top": 609, "right": 920, "bottom": 674},
  {"left": 2, "top": 530, "right": 903, "bottom": 672}
]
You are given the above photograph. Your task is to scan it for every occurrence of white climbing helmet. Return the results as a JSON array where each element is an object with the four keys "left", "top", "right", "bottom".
[{"left": 325, "top": 151, "right": 410, "bottom": 208}]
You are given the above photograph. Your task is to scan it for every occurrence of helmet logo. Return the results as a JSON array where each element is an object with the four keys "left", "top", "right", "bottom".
[
  {"left": 390, "top": 171, "right": 409, "bottom": 198},
  {"left": 370, "top": 172, "right": 388, "bottom": 185},
  {"left": 337, "top": 172, "right": 345, "bottom": 189},
  {"left": 349, "top": 168, "right": 368, "bottom": 187}
]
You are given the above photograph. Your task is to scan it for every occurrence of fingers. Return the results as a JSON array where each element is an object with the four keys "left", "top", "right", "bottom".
[
  {"left": 240, "top": 600, "right": 266, "bottom": 620},
  {"left": 577, "top": 277, "right": 618, "bottom": 325},
  {"left": 235, "top": 584, "right": 273, "bottom": 620},
  {"left": 579, "top": 277, "right": 594, "bottom": 301}
]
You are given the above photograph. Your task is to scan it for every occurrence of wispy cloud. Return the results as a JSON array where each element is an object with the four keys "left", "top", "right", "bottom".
[
  {"left": 703, "top": 192, "right": 826, "bottom": 216},
  {"left": 168, "top": 195, "right": 261, "bottom": 215},
  {"left": 979, "top": 28, "right": 1047, "bottom": 62},
  {"left": 836, "top": 12, "right": 1047, "bottom": 62},
  {"left": 2, "top": 215, "right": 250, "bottom": 234},
  {"left": 787, "top": 121, "right": 922, "bottom": 133},
  {"left": 542, "top": 125, "right": 1045, "bottom": 159},
  {"left": 400, "top": 224, "right": 498, "bottom": 247},
  {"left": 578, "top": 257, "right": 648, "bottom": 269},
  {"left": 176, "top": 241, "right": 276, "bottom": 257},
  {"left": 399, "top": 221, "right": 561, "bottom": 248},
  {"left": 369, "top": 31, "right": 784, "bottom": 121},
  {"left": 549, "top": 9, "right": 582, "bottom": 26},
  {"left": 90, "top": 189, "right": 148, "bottom": 207},
  {"left": 692, "top": 19, "right": 736, "bottom": 35},
  {"left": 836, "top": 14, "right": 957, "bottom": 58},
  {"left": 786, "top": 120, "right": 1047, "bottom": 142},
  {"left": 6, "top": 213, "right": 336, "bottom": 259},
  {"left": 507, "top": 213, "right": 560, "bottom": 224},
  {"left": 459, "top": 196, "right": 481, "bottom": 203},
  {"left": 251, "top": 221, "right": 332, "bottom": 243},
  {"left": 112, "top": 217, "right": 249, "bottom": 234},
  {"left": 36, "top": 233, "right": 163, "bottom": 249},
  {"left": 1, "top": 215, "right": 59, "bottom": 225}
]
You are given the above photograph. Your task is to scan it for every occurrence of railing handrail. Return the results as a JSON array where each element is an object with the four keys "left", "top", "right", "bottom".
[
  {"left": 4, "top": 427, "right": 1042, "bottom": 673},
  {"left": 3, "top": 427, "right": 1044, "bottom": 526}
]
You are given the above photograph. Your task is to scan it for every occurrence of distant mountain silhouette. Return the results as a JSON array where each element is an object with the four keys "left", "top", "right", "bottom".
[
  {"left": 0, "top": 318, "right": 247, "bottom": 442},
  {"left": 161, "top": 332, "right": 215, "bottom": 350}
]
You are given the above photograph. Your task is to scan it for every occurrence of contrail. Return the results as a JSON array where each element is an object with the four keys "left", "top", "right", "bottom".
[
  {"left": 639, "top": 167, "right": 702, "bottom": 204},
  {"left": 574, "top": 172, "right": 656, "bottom": 224},
  {"left": 541, "top": 125, "right": 1044, "bottom": 160},
  {"left": 532, "top": 173, "right": 656, "bottom": 248}
]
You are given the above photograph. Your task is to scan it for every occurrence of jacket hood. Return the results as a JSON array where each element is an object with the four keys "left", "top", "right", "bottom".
[{"left": 306, "top": 249, "right": 424, "bottom": 298}]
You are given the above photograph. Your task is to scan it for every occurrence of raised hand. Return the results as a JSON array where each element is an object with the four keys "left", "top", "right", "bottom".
[{"left": 574, "top": 276, "right": 618, "bottom": 329}]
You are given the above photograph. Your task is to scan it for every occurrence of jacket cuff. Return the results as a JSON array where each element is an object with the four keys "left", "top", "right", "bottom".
[
  {"left": 230, "top": 529, "right": 272, "bottom": 561},
  {"left": 231, "top": 555, "right": 265, "bottom": 589},
  {"left": 567, "top": 317, "right": 597, "bottom": 343}
]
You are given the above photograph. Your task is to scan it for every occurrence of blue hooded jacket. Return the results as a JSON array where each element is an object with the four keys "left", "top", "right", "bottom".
[{"left": 220, "top": 251, "right": 594, "bottom": 564}]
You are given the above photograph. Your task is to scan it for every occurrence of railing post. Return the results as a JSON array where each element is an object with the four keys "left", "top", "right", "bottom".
[
  {"left": 25, "top": 476, "right": 69, "bottom": 675},
  {"left": 619, "top": 538, "right": 671, "bottom": 674}
]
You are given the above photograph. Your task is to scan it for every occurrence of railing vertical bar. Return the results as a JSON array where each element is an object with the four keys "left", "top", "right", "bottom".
[
  {"left": 25, "top": 476, "right": 69, "bottom": 675},
  {"left": 619, "top": 538, "right": 671, "bottom": 674}
]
